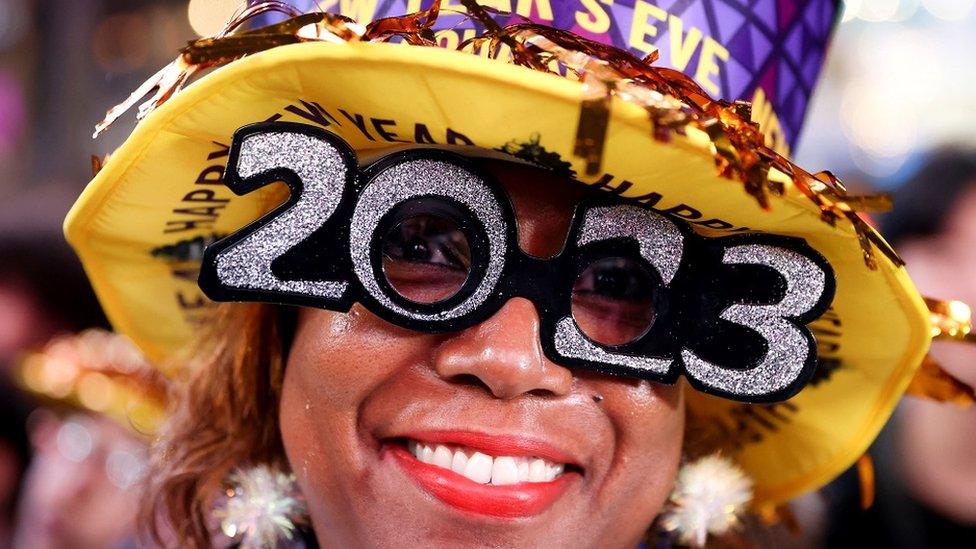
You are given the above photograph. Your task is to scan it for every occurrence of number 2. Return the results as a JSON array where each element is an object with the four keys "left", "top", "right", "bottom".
[{"left": 209, "top": 126, "right": 354, "bottom": 301}]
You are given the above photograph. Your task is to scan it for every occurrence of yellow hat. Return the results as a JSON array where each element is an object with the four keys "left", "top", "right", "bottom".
[{"left": 64, "top": 1, "right": 972, "bottom": 509}]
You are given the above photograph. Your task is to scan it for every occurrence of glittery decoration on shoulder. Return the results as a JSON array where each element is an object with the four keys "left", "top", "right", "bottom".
[
  {"left": 215, "top": 465, "right": 308, "bottom": 548},
  {"left": 660, "top": 454, "right": 753, "bottom": 547}
]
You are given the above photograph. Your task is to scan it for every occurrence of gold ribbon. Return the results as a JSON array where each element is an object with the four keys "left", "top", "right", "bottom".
[
  {"left": 902, "top": 298, "right": 976, "bottom": 408},
  {"left": 925, "top": 297, "right": 975, "bottom": 342},
  {"left": 905, "top": 355, "right": 975, "bottom": 408}
]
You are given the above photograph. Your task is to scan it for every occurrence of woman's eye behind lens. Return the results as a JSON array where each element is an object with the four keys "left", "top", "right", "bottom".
[
  {"left": 572, "top": 257, "right": 657, "bottom": 346},
  {"left": 382, "top": 214, "right": 472, "bottom": 304}
]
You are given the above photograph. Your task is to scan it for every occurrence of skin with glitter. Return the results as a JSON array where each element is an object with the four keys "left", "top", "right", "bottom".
[{"left": 279, "top": 162, "right": 685, "bottom": 547}]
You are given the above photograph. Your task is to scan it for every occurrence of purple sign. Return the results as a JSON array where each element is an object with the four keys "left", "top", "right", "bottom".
[{"left": 257, "top": 0, "right": 840, "bottom": 155}]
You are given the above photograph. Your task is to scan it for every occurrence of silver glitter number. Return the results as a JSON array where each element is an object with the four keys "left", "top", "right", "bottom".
[
  {"left": 553, "top": 205, "right": 684, "bottom": 375},
  {"left": 215, "top": 131, "right": 350, "bottom": 299},
  {"left": 554, "top": 317, "right": 672, "bottom": 375},
  {"left": 349, "top": 159, "right": 508, "bottom": 321},
  {"left": 681, "top": 244, "right": 827, "bottom": 397},
  {"left": 577, "top": 205, "right": 684, "bottom": 284}
]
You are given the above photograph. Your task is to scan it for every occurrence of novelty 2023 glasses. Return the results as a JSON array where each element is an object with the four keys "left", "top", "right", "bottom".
[{"left": 199, "top": 122, "right": 835, "bottom": 403}]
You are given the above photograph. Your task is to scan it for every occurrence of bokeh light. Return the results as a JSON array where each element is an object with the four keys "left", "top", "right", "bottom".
[
  {"left": 842, "top": 0, "right": 922, "bottom": 22},
  {"left": 56, "top": 421, "right": 94, "bottom": 463},
  {"left": 852, "top": 0, "right": 902, "bottom": 22},
  {"left": 0, "top": 71, "right": 26, "bottom": 155},
  {"left": 798, "top": 0, "right": 976, "bottom": 185},
  {"left": 105, "top": 448, "right": 148, "bottom": 490},
  {"left": 839, "top": 0, "right": 976, "bottom": 23},
  {"left": 0, "top": 0, "right": 28, "bottom": 50},
  {"left": 188, "top": 0, "right": 247, "bottom": 36},
  {"left": 77, "top": 372, "right": 115, "bottom": 412},
  {"left": 922, "top": 0, "right": 976, "bottom": 21},
  {"left": 92, "top": 12, "right": 153, "bottom": 73}
]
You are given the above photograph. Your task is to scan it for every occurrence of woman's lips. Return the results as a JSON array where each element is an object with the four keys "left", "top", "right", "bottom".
[
  {"left": 402, "top": 430, "right": 579, "bottom": 466},
  {"left": 383, "top": 432, "right": 581, "bottom": 519}
]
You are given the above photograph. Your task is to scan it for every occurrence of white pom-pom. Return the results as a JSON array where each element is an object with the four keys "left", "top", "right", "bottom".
[
  {"left": 215, "top": 465, "right": 306, "bottom": 548},
  {"left": 660, "top": 454, "right": 753, "bottom": 547}
]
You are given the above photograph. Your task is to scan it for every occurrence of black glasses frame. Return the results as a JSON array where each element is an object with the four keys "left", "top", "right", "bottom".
[{"left": 199, "top": 122, "right": 836, "bottom": 403}]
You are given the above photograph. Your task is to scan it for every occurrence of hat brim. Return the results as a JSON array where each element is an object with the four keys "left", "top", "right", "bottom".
[{"left": 65, "top": 41, "right": 930, "bottom": 508}]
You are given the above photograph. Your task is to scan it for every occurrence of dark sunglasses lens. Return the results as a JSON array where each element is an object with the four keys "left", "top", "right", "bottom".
[
  {"left": 381, "top": 214, "right": 472, "bottom": 304},
  {"left": 571, "top": 257, "right": 656, "bottom": 346}
]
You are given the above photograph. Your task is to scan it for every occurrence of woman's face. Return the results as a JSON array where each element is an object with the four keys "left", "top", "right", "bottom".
[{"left": 281, "top": 161, "right": 685, "bottom": 548}]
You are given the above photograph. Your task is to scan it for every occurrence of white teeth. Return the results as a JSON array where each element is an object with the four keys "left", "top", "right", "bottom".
[
  {"left": 432, "top": 445, "right": 453, "bottom": 469},
  {"left": 547, "top": 463, "right": 564, "bottom": 482},
  {"left": 406, "top": 440, "right": 568, "bottom": 484},
  {"left": 491, "top": 456, "right": 519, "bottom": 486},
  {"left": 420, "top": 444, "right": 435, "bottom": 464},
  {"left": 528, "top": 458, "right": 548, "bottom": 482},
  {"left": 463, "top": 452, "right": 494, "bottom": 484},
  {"left": 451, "top": 449, "right": 468, "bottom": 474}
]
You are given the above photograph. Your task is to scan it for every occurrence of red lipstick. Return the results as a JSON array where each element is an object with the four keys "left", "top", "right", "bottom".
[{"left": 384, "top": 436, "right": 578, "bottom": 519}]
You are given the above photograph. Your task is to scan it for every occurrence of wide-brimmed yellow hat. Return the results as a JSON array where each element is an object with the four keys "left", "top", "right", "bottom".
[{"left": 64, "top": 1, "right": 972, "bottom": 511}]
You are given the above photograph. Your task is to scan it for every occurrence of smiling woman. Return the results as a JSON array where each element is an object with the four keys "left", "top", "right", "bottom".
[
  {"left": 277, "top": 163, "right": 684, "bottom": 545},
  {"left": 63, "top": 1, "right": 976, "bottom": 548}
]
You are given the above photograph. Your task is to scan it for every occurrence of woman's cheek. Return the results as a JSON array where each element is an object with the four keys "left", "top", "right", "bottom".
[
  {"left": 597, "top": 380, "right": 685, "bottom": 527},
  {"left": 289, "top": 306, "right": 423, "bottom": 398},
  {"left": 281, "top": 308, "right": 413, "bottom": 541}
]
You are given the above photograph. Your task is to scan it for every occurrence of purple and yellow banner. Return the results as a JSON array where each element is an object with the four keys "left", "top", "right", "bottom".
[{"left": 260, "top": 0, "right": 840, "bottom": 155}]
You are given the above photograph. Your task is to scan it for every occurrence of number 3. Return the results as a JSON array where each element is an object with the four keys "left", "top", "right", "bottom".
[{"left": 681, "top": 243, "right": 830, "bottom": 400}]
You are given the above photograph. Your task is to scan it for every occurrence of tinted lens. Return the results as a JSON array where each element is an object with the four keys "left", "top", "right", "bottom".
[
  {"left": 381, "top": 214, "right": 471, "bottom": 304},
  {"left": 571, "top": 257, "right": 656, "bottom": 346}
]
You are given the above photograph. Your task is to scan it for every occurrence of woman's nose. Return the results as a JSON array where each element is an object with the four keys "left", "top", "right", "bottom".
[{"left": 433, "top": 297, "right": 573, "bottom": 399}]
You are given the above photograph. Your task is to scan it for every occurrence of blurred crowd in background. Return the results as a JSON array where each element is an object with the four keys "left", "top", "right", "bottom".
[{"left": 0, "top": 1, "right": 974, "bottom": 547}]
